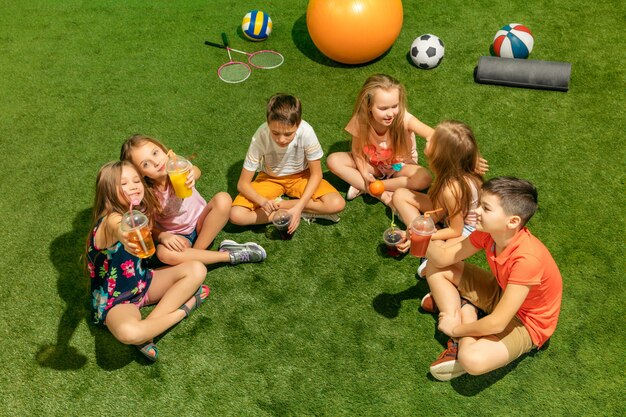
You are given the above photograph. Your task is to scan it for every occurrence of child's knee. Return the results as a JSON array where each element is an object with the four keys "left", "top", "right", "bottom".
[
  {"left": 212, "top": 192, "right": 233, "bottom": 212},
  {"left": 324, "top": 193, "right": 346, "bottom": 212},
  {"left": 114, "top": 323, "right": 145, "bottom": 346},
  {"left": 413, "top": 170, "right": 433, "bottom": 190},
  {"left": 187, "top": 261, "right": 207, "bottom": 282},
  {"left": 229, "top": 206, "right": 251, "bottom": 225},
  {"left": 392, "top": 187, "right": 413, "bottom": 205},
  {"left": 458, "top": 347, "right": 492, "bottom": 376}
]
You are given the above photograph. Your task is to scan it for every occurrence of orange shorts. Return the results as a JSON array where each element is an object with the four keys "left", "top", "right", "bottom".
[{"left": 232, "top": 171, "right": 339, "bottom": 210}]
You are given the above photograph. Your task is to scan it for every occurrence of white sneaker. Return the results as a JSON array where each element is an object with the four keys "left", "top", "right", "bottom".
[
  {"left": 417, "top": 258, "right": 428, "bottom": 278},
  {"left": 346, "top": 186, "right": 362, "bottom": 200},
  {"left": 301, "top": 212, "right": 341, "bottom": 224}
]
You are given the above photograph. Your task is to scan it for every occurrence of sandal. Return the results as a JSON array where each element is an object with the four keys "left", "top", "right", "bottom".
[
  {"left": 137, "top": 341, "right": 158, "bottom": 362},
  {"left": 179, "top": 284, "right": 210, "bottom": 317}
]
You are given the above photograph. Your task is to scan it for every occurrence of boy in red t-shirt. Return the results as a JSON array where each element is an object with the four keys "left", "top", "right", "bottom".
[{"left": 420, "top": 176, "right": 562, "bottom": 381}]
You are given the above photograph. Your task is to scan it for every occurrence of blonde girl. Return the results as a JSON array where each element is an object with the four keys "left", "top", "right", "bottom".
[
  {"left": 120, "top": 135, "right": 266, "bottom": 266},
  {"left": 326, "top": 74, "right": 434, "bottom": 206},
  {"left": 393, "top": 120, "right": 484, "bottom": 274},
  {"left": 86, "top": 161, "right": 209, "bottom": 361}
]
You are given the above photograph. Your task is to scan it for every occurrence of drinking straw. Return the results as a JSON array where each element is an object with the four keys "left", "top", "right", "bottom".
[
  {"left": 424, "top": 208, "right": 444, "bottom": 218},
  {"left": 128, "top": 201, "right": 148, "bottom": 254},
  {"left": 128, "top": 201, "right": 136, "bottom": 227},
  {"left": 390, "top": 210, "right": 396, "bottom": 228}
]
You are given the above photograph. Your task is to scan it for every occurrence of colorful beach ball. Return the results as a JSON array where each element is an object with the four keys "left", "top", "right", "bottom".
[
  {"left": 492, "top": 23, "right": 534, "bottom": 59},
  {"left": 242, "top": 10, "right": 273, "bottom": 41}
]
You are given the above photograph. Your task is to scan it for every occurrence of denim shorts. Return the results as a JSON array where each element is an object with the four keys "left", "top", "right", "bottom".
[{"left": 181, "top": 229, "right": 198, "bottom": 245}]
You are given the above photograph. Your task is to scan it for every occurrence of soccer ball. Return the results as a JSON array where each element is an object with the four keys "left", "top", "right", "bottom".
[
  {"left": 242, "top": 10, "right": 273, "bottom": 41},
  {"left": 492, "top": 23, "right": 534, "bottom": 59},
  {"left": 410, "top": 34, "right": 445, "bottom": 69}
]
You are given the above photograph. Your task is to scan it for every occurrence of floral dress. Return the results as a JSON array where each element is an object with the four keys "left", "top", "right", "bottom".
[{"left": 87, "top": 218, "right": 153, "bottom": 325}]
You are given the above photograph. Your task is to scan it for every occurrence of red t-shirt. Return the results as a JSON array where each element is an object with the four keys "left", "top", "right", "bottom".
[{"left": 469, "top": 228, "right": 562, "bottom": 347}]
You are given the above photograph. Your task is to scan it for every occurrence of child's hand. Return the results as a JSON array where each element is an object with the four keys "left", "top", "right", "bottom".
[
  {"left": 396, "top": 230, "right": 411, "bottom": 253},
  {"left": 261, "top": 198, "right": 280, "bottom": 216},
  {"left": 185, "top": 169, "right": 195, "bottom": 189},
  {"left": 286, "top": 207, "right": 303, "bottom": 234},
  {"left": 167, "top": 150, "right": 176, "bottom": 159},
  {"left": 120, "top": 231, "right": 140, "bottom": 255},
  {"left": 438, "top": 309, "right": 461, "bottom": 337},
  {"left": 159, "top": 232, "right": 188, "bottom": 252},
  {"left": 475, "top": 157, "right": 489, "bottom": 175},
  {"left": 363, "top": 173, "right": 377, "bottom": 196}
]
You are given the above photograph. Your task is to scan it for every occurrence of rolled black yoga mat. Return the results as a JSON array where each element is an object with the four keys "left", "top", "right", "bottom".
[{"left": 474, "top": 56, "right": 572, "bottom": 91}]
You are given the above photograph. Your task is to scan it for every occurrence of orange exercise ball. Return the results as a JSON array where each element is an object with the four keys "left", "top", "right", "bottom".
[{"left": 306, "top": 0, "right": 404, "bottom": 65}]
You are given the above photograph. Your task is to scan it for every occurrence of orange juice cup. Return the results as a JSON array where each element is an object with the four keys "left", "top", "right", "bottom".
[
  {"left": 166, "top": 157, "right": 193, "bottom": 199},
  {"left": 121, "top": 210, "right": 156, "bottom": 259}
]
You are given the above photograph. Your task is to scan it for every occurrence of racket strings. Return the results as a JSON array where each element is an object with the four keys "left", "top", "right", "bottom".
[
  {"left": 248, "top": 51, "right": 284, "bottom": 69},
  {"left": 218, "top": 62, "right": 251, "bottom": 83}
]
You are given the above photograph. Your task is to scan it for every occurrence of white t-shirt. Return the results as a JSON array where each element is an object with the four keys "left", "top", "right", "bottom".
[{"left": 243, "top": 120, "right": 323, "bottom": 177}]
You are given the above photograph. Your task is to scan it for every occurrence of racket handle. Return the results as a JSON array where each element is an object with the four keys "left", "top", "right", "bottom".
[
  {"left": 221, "top": 32, "right": 229, "bottom": 47},
  {"left": 204, "top": 40, "right": 226, "bottom": 49}
]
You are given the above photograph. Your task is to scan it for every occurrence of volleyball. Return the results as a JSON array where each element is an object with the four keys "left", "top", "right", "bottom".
[
  {"left": 242, "top": 10, "right": 273, "bottom": 41},
  {"left": 492, "top": 23, "right": 534, "bottom": 59}
]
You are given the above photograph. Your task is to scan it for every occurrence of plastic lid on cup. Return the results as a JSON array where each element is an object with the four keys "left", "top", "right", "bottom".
[
  {"left": 409, "top": 214, "right": 436, "bottom": 235},
  {"left": 166, "top": 157, "right": 191, "bottom": 174},
  {"left": 121, "top": 210, "right": 149, "bottom": 231},
  {"left": 272, "top": 209, "right": 292, "bottom": 227}
]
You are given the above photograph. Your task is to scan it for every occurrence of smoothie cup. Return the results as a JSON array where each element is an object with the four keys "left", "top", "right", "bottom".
[
  {"left": 383, "top": 226, "right": 403, "bottom": 257},
  {"left": 166, "top": 157, "right": 193, "bottom": 199},
  {"left": 272, "top": 209, "right": 293, "bottom": 240},
  {"left": 121, "top": 210, "right": 156, "bottom": 259},
  {"left": 409, "top": 214, "right": 436, "bottom": 258}
]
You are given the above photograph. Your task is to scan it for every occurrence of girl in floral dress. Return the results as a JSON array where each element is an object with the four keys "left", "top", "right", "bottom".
[{"left": 86, "top": 160, "right": 209, "bottom": 361}]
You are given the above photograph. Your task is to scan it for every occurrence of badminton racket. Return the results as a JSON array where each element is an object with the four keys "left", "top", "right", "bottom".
[{"left": 205, "top": 33, "right": 284, "bottom": 83}]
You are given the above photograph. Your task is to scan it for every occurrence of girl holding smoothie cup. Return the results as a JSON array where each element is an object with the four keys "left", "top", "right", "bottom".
[
  {"left": 86, "top": 160, "right": 210, "bottom": 361},
  {"left": 393, "top": 120, "right": 486, "bottom": 274},
  {"left": 121, "top": 134, "right": 266, "bottom": 267}
]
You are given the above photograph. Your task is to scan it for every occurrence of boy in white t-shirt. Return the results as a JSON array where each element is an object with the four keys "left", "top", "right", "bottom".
[{"left": 230, "top": 94, "right": 345, "bottom": 237}]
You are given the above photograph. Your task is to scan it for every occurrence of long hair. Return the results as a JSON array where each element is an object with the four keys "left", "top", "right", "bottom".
[
  {"left": 120, "top": 134, "right": 169, "bottom": 189},
  {"left": 352, "top": 74, "right": 411, "bottom": 160},
  {"left": 85, "top": 161, "right": 159, "bottom": 264},
  {"left": 427, "top": 120, "right": 483, "bottom": 220}
]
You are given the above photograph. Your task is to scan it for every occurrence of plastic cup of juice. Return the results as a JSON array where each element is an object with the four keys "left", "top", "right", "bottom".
[
  {"left": 383, "top": 227, "right": 403, "bottom": 257},
  {"left": 166, "top": 157, "right": 193, "bottom": 199},
  {"left": 272, "top": 209, "right": 293, "bottom": 240},
  {"left": 409, "top": 215, "right": 436, "bottom": 258},
  {"left": 120, "top": 210, "right": 156, "bottom": 259}
]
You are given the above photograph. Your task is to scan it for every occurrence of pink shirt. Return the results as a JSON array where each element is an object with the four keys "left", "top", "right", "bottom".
[{"left": 154, "top": 185, "right": 207, "bottom": 235}]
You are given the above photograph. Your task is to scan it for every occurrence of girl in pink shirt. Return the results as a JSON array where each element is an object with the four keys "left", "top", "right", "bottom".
[{"left": 121, "top": 135, "right": 266, "bottom": 266}]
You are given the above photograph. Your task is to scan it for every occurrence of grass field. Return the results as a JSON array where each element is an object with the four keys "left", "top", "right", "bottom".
[{"left": 0, "top": 0, "right": 624, "bottom": 415}]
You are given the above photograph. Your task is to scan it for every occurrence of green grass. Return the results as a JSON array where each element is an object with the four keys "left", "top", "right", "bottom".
[{"left": 0, "top": 0, "right": 624, "bottom": 415}]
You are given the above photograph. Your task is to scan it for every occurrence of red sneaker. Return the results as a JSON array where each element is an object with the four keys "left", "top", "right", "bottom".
[
  {"left": 429, "top": 339, "right": 466, "bottom": 381},
  {"left": 420, "top": 293, "right": 438, "bottom": 314}
]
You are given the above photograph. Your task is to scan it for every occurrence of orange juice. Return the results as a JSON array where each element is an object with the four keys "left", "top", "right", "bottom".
[
  {"left": 168, "top": 170, "right": 192, "bottom": 198},
  {"left": 128, "top": 225, "right": 156, "bottom": 258},
  {"left": 121, "top": 210, "right": 156, "bottom": 259},
  {"left": 166, "top": 157, "right": 193, "bottom": 199}
]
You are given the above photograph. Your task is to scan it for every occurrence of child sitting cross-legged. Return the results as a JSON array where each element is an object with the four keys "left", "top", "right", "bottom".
[
  {"left": 421, "top": 177, "right": 562, "bottom": 381},
  {"left": 229, "top": 93, "right": 345, "bottom": 237}
]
